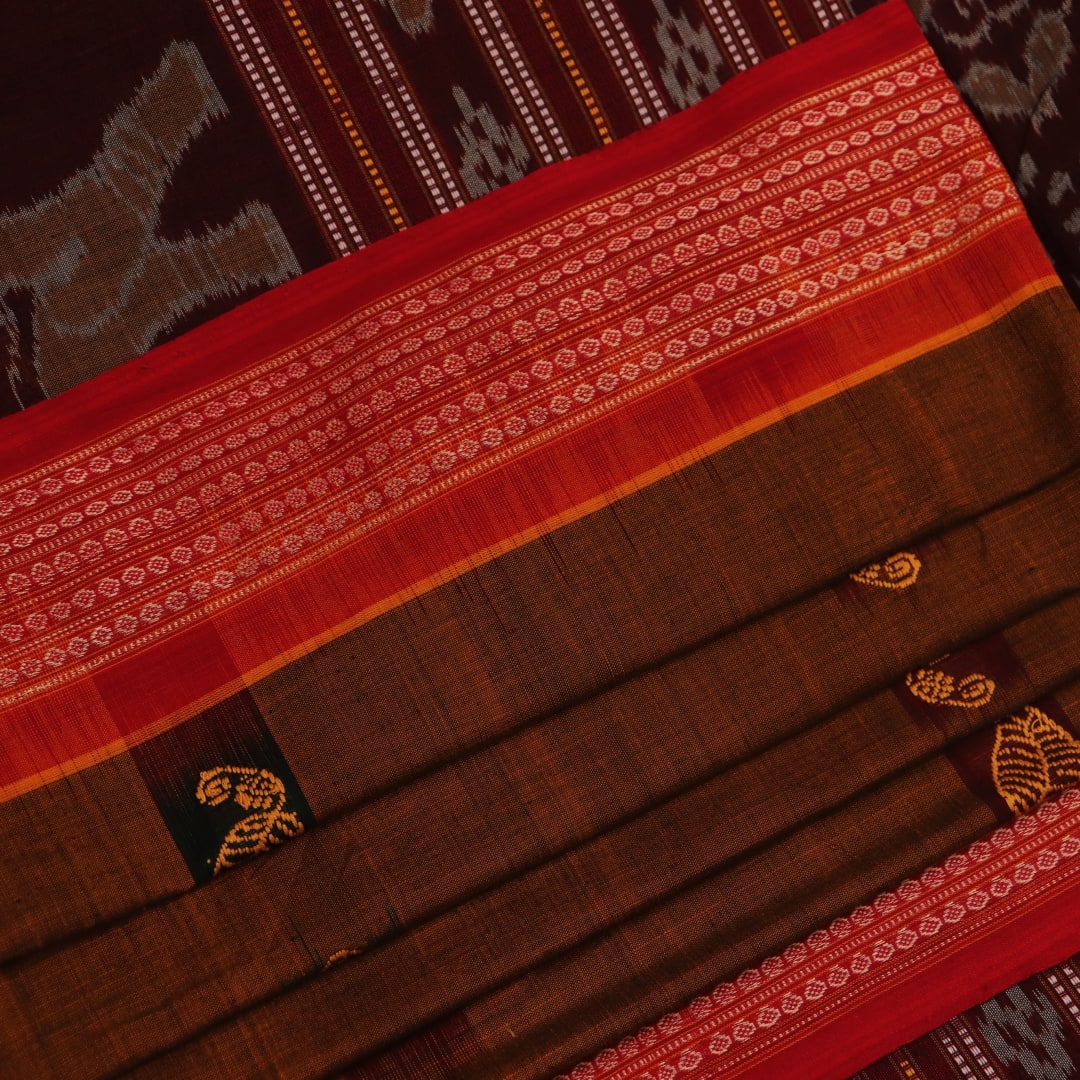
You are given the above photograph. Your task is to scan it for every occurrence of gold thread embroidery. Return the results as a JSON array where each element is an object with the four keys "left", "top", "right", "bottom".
[
  {"left": 905, "top": 666, "right": 995, "bottom": 708},
  {"left": 850, "top": 552, "right": 922, "bottom": 589},
  {"left": 195, "top": 765, "right": 305, "bottom": 874},
  {"left": 991, "top": 706, "right": 1080, "bottom": 815},
  {"left": 324, "top": 948, "right": 360, "bottom": 970}
]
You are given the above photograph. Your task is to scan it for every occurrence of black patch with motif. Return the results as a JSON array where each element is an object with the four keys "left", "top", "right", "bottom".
[{"left": 130, "top": 688, "right": 314, "bottom": 883}]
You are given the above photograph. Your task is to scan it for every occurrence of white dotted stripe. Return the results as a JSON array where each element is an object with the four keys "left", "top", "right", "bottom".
[
  {"left": 808, "top": 0, "right": 833, "bottom": 31},
  {"left": 952, "top": 1017, "right": 1002, "bottom": 1079},
  {"left": 334, "top": 0, "right": 465, "bottom": 212},
  {"left": 1063, "top": 962, "right": 1080, "bottom": 1001},
  {"left": 583, "top": 0, "right": 669, "bottom": 124},
  {"left": 1048, "top": 970, "right": 1080, "bottom": 1026},
  {"left": 716, "top": 0, "right": 761, "bottom": 68},
  {"left": 700, "top": 0, "right": 752, "bottom": 72},
  {"left": 938, "top": 1027, "right": 979, "bottom": 1079},
  {"left": 210, "top": 0, "right": 365, "bottom": 254},
  {"left": 461, "top": 0, "right": 569, "bottom": 165}
]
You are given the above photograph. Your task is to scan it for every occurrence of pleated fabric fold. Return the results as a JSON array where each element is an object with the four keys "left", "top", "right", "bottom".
[{"left": 4, "top": 4, "right": 1080, "bottom": 1077}]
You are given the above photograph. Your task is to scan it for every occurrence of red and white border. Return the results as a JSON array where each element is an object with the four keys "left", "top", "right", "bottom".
[{"left": 558, "top": 788, "right": 1080, "bottom": 1080}]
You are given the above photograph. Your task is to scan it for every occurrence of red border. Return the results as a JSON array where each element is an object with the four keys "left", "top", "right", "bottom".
[
  {"left": 0, "top": 221, "right": 1054, "bottom": 794},
  {"left": 0, "top": 0, "right": 1061, "bottom": 798},
  {"left": 0, "top": 0, "right": 918, "bottom": 474},
  {"left": 744, "top": 875, "right": 1080, "bottom": 1079}
]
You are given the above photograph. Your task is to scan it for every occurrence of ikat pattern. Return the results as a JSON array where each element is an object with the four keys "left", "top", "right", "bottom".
[
  {"left": 860, "top": 950, "right": 1080, "bottom": 1079},
  {"left": 652, "top": 0, "right": 727, "bottom": 110},
  {"left": 376, "top": 0, "right": 436, "bottom": 37},
  {"left": 452, "top": 86, "right": 532, "bottom": 199},
  {"left": 913, "top": 0, "right": 1080, "bottom": 303},
  {"left": 977, "top": 986, "right": 1075, "bottom": 1079},
  {"left": 0, "top": 41, "right": 300, "bottom": 399}
]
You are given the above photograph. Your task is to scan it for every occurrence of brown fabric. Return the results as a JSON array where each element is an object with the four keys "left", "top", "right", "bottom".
[
  {"left": 8, "top": 583, "right": 1080, "bottom": 1078},
  {"left": 3, "top": 288, "right": 1079, "bottom": 970},
  {"left": 122, "top": 763, "right": 990, "bottom": 1080},
  {"left": 260, "top": 286, "right": 1080, "bottom": 813},
  {"left": 5, "top": 290, "right": 1080, "bottom": 1077},
  {"left": 347, "top": 768, "right": 995, "bottom": 1080}
]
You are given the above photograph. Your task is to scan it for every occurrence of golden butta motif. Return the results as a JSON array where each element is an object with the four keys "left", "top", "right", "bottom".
[
  {"left": 905, "top": 664, "right": 995, "bottom": 708},
  {"left": 195, "top": 765, "right": 305, "bottom": 874},
  {"left": 850, "top": 551, "right": 922, "bottom": 589},
  {"left": 992, "top": 706, "right": 1080, "bottom": 815}
]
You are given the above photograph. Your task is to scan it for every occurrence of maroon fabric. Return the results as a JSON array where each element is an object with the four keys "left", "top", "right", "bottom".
[
  {"left": 0, "top": 0, "right": 859, "bottom": 414},
  {"left": 908, "top": 0, "right": 1080, "bottom": 304}
]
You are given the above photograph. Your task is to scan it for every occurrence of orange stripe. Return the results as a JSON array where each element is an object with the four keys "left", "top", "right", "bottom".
[
  {"left": 0, "top": 274, "right": 1059, "bottom": 805},
  {"left": 532, "top": 0, "right": 613, "bottom": 144},
  {"left": 280, "top": 0, "right": 405, "bottom": 229},
  {"left": 768, "top": 0, "right": 799, "bottom": 47}
]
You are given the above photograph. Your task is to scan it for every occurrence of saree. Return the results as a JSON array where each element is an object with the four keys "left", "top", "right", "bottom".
[
  {"left": 3, "top": 2, "right": 1080, "bottom": 1077},
  {"left": 4, "top": 0, "right": 1077, "bottom": 415}
]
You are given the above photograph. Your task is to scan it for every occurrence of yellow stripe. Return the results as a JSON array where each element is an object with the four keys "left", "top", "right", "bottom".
[
  {"left": 0, "top": 275, "right": 1061, "bottom": 804},
  {"left": 532, "top": 0, "right": 613, "bottom": 144},
  {"left": 281, "top": 0, "right": 405, "bottom": 229}
]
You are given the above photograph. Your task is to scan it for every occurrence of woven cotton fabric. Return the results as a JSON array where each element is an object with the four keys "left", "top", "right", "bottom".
[{"left": 3, "top": 4, "right": 1080, "bottom": 1078}]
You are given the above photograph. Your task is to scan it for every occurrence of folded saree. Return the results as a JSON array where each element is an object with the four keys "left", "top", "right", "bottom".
[
  {"left": 6, "top": 0, "right": 1078, "bottom": 425},
  {"left": 3, "top": 2, "right": 1080, "bottom": 1077}
]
